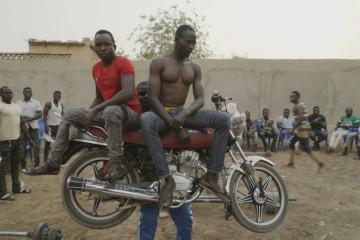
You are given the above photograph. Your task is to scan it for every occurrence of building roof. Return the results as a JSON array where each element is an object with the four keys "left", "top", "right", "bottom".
[{"left": 28, "top": 38, "right": 91, "bottom": 46}]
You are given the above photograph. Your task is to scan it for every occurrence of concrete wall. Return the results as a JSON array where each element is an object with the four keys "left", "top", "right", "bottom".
[{"left": 1, "top": 58, "right": 359, "bottom": 124}]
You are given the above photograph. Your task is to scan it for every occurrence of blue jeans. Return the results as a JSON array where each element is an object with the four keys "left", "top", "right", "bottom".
[
  {"left": 138, "top": 203, "right": 193, "bottom": 240},
  {"left": 140, "top": 109, "right": 231, "bottom": 178},
  {"left": 21, "top": 128, "right": 40, "bottom": 168}
]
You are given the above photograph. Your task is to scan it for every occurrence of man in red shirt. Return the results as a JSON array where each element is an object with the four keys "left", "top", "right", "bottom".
[{"left": 24, "top": 30, "right": 141, "bottom": 177}]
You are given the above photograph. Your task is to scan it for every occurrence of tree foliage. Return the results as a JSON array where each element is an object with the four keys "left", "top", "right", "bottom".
[{"left": 129, "top": 4, "right": 212, "bottom": 60}]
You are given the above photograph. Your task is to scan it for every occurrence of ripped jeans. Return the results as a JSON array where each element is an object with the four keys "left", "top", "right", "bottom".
[{"left": 46, "top": 106, "right": 139, "bottom": 168}]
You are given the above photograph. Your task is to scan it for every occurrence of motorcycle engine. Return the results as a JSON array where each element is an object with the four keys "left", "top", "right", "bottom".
[{"left": 165, "top": 150, "right": 201, "bottom": 197}]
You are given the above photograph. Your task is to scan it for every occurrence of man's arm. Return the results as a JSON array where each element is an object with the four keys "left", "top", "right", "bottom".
[
  {"left": 148, "top": 58, "right": 174, "bottom": 125},
  {"left": 92, "top": 76, "right": 134, "bottom": 112},
  {"left": 23, "top": 111, "right": 42, "bottom": 123},
  {"left": 89, "top": 86, "right": 104, "bottom": 109},
  {"left": 23, "top": 101, "right": 42, "bottom": 123},
  {"left": 172, "top": 63, "right": 204, "bottom": 129},
  {"left": 321, "top": 116, "right": 327, "bottom": 128},
  {"left": 20, "top": 117, "right": 34, "bottom": 146},
  {"left": 184, "top": 63, "right": 204, "bottom": 114},
  {"left": 43, "top": 102, "right": 51, "bottom": 134}
]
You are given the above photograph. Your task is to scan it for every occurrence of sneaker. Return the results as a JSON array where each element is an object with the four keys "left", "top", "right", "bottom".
[{"left": 352, "top": 156, "right": 360, "bottom": 160}]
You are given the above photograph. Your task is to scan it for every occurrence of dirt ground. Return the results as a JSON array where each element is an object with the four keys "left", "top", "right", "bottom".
[{"left": 1, "top": 146, "right": 360, "bottom": 240}]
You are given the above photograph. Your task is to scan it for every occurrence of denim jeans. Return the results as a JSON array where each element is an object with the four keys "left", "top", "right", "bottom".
[
  {"left": 46, "top": 106, "right": 139, "bottom": 168},
  {"left": 140, "top": 109, "right": 230, "bottom": 178},
  {"left": 21, "top": 128, "right": 40, "bottom": 168},
  {"left": 138, "top": 203, "right": 193, "bottom": 240},
  {"left": 0, "top": 139, "right": 22, "bottom": 196}
]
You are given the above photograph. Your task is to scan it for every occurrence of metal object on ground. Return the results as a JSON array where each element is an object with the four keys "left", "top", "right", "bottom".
[{"left": 0, "top": 222, "right": 62, "bottom": 240}]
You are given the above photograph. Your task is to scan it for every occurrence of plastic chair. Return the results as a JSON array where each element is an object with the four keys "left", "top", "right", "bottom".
[
  {"left": 342, "top": 127, "right": 359, "bottom": 152},
  {"left": 278, "top": 129, "right": 292, "bottom": 151}
]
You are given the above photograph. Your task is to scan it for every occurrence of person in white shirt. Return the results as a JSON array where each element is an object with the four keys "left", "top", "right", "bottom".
[
  {"left": 16, "top": 87, "right": 42, "bottom": 168},
  {"left": 0, "top": 86, "right": 33, "bottom": 201},
  {"left": 43, "top": 91, "right": 64, "bottom": 162}
]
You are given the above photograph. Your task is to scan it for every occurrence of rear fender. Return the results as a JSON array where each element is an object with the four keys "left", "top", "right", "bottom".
[
  {"left": 62, "top": 141, "right": 106, "bottom": 165},
  {"left": 224, "top": 156, "right": 275, "bottom": 195}
]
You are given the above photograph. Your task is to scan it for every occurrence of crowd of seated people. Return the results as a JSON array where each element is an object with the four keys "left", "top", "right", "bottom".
[{"left": 242, "top": 106, "right": 359, "bottom": 160}]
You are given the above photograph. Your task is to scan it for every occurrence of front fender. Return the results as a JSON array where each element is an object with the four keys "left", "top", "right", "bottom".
[{"left": 224, "top": 156, "right": 275, "bottom": 195}]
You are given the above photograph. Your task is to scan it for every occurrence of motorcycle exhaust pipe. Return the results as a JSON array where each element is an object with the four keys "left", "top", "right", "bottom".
[{"left": 67, "top": 176, "right": 158, "bottom": 202}]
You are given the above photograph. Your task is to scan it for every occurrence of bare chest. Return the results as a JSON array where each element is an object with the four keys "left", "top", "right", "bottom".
[{"left": 161, "top": 62, "right": 195, "bottom": 85}]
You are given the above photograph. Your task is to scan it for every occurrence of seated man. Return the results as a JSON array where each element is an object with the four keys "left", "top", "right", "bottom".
[
  {"left": 339, "top": 126, "right": 360, "bottom": 156},
  {"left": 140, "top": 25, "right": 231, "bottom": 207},
  {"left": 277, "top": 108, "right": 294, "bottom": 146},
  {"left": 245, "top": 111, "right": 258, "bottom": 152},
  {"left": 308, "top": 106, "right": 328, "bottom": 150},
  {"left": 328, "top": 107, "right": 359, "bottom": 153},
  {"left": 136, "top": 81, "right": 193, "bottom": 240},
  {"left": 24, "top": 30, "right": 141, "bottom": 176},
  {"left": 258, "top": 108, "right": 278, "bottom": 152}
]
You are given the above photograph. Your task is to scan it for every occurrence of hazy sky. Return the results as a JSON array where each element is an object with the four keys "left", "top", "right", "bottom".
[{"left": 1, "top": 0, "right": 360, "bottom": 59}]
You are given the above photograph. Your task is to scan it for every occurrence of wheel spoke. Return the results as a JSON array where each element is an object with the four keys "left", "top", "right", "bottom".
[
  {"left": 90, "top": 198, "right": 101, "bottom": 216},
  {"left": 263, "top": 176, "right": 272, "bottom": 191},
  {"left": 245, "top": 176, "right": 257, "bottom": 190},
  {"left": 238, "top": 193, "right": 253, "bottom": 204},
  {"left": 256, "top": 205, "right": 264, "bottom": 223},
  {"left": 267, "top": 196, "right": 280, "bottom": 208}
]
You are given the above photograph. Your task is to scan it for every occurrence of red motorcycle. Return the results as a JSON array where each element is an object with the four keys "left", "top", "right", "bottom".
[{"left": 61, "top": 91, "right": 288, "bottom": 233}]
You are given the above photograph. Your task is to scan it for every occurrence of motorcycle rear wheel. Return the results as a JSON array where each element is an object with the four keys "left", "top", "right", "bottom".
[
  {"left": 61, "top": 149, "right": 139, "bottom": 229},
  {"left": 229, "top": 162, "right": 288, "bottom": 233}
]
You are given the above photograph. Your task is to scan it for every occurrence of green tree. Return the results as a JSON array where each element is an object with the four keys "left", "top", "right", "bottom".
[{"left": 129, "top": 4, "right": 212, "bottom": 60}]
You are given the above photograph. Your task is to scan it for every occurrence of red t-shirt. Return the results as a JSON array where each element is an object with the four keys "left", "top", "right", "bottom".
[{"left": 92, "top": 56, "right": 142, "bottom": 115}]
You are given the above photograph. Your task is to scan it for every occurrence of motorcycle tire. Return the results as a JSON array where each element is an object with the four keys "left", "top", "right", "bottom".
[
  {"left": 61, "top": 149, "right": 140, "bottom": 229},
  {"left": 229, "top": 162, "right": 288, "bottom": 233}
]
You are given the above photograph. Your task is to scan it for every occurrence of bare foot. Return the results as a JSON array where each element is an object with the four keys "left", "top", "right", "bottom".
[{"left": 159, "top": 176, "right": 176, "bottom": 208}]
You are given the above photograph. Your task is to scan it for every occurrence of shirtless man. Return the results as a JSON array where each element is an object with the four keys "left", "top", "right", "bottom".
[
  {"left": 43, "top": 91, "right": 64, "bottom": 162},
  {"left": 288, "top": 91, "right": 324, "bottom": 172},
  {"left": 140, "top": 25, "right": 231, "bottom": 208}
]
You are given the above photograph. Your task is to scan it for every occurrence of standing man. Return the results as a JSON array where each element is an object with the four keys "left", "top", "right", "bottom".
[
  {"left": 136, "top": 81, "right": 193, "bottom": 240},
  {"left": 43, "top": 91, "right": 64, "bottom": 162},
  {"left": 0, "top": 86, "right": 33, "bottom": 201},
  {"left": 308, "top": 106, "right": 328, "bottom": 150},
  {"left": 24, "top": 29, "right": 141, "bottom": 176},
  {"left": 328, "top": 107, "right": 359, "bottom": 153},
  {"left": 17, "top": 87, "right": 42, "bottom": 168},
  {"left": 287, "top": 91, "right": 324, "bottom": 171},
  {"left": 140, "top": 25, "right": 231, "bottom": 207},
  {"left": 258, "top": 108, "right": 278, "bottom": 153}
]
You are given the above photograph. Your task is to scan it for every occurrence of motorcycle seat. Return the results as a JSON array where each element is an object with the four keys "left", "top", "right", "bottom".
[{"left": 88, "top": 126, "right": 214, "bottom": 149}]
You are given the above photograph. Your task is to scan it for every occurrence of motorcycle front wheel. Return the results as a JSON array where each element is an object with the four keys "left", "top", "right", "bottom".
[
  {"left": 61, "top": 149, "right": 140, "bottom": 229},
  {"left": 229, "top": 162, "right": 288, "bottom": 233}
]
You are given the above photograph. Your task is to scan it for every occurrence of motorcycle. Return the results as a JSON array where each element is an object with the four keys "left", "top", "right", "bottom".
[{"left": 61, "top": 90, "right": 288, "bottom": 233}]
